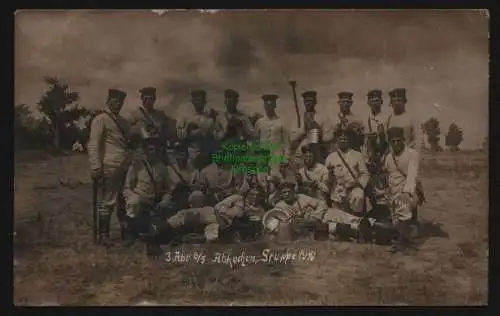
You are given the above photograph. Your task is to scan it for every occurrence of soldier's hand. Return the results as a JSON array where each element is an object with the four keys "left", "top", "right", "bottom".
[{"left": 91, "top": 168, "right": 104, "bottom": 181}]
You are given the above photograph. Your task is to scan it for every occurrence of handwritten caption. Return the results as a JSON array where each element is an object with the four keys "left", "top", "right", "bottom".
[{"left": 164, "top": 248, "right": 317, "bottom": 268}]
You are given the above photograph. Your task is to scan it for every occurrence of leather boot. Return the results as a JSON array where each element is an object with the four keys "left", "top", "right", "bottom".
[
  {"left": 98, "top": 215, "right": 114, "bottom": 248},
  {"left": 121, "top": 216, "right": 138, "bottom": 247},
  {"left": 356, "top": 217, "right": 373, "bottom": 244},
  {"left": 388, "top": 221, "right": 412, "bottom": 253}
]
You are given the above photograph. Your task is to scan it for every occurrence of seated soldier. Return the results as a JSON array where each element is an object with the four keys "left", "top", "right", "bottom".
[
  {"left": 211, "top": 186, "right": 268, "bottom": 242},
  {"left": 211, "top": 157, "right": 245, "bottom": 203},
  {"left": 262, "top": 176, "right": 373, "bottom": 243},
  {"left": 188, "top": 145, "right": 220, "bottom": 206},
  {"left": 384, "top": 127, "right": 421, "bottom": 253},
  {"left": 122, "top": 129, "right": 177, "bottom": 246},
  {"left": 296, "top": 143, "right": 330, "bottom": 202},
  {"left": 146, "top": 190, "right": 219, "bottom": 257},
  {"left": 325, "top": 128, "right": 370, "bottom": 216},
  {"left": 261, "top": 177, "right": 330, "bottom": 241}
]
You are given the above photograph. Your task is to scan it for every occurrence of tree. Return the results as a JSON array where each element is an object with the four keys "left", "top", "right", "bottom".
[
  {"left": 37, "top": 77, "right": 81, "bottom": 150},
  {"left": 445, "top": 123, "right": 463, "bottom": 152},
  {"left": 423, "top": 117, "right": 443, "bottom": 152}
]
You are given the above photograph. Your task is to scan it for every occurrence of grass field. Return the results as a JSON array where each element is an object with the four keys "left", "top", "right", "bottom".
[{"left": 13, "top": 149, "right": 488, "bottom": 306}]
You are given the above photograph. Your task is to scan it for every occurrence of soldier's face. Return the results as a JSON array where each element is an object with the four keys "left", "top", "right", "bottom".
[
  {"left": 390, "top": 97, "right": 406, "bottom": 112},
  {"left": 338, "top": 136, "right": 349, "bottom": 151},
  {"left": 246, "top": 190, "right": 260, "bottom": 206},
  {"left": 145, "top": 144, "right": 159, "bottom": 159},
  {"left": 192, "top": 97, "right": 206, "bottom": 112},
  {"left": 141, "top": 95, "right": 156, "bottom": 109},
  {"left": 108, "top": 98, "right": 125, "bottom": 114},
  {"left": 282, "top": 187, "right": 296, "bottom": 204},
  {"left": 303, "top": 151, "right": 314, "bottom": 167},
  {"left": 368, "top": 96, "right": 382, "bottom": 112},
  {"left": 225, "top": 97, "right": 238, "bottom": 112},
  {"left": 303, "top": 97, "right": 316, "bottom": 112},
  {"left": 338, "top": 99, "right": 352, "bottom": 113},
  {"left": 389, "top": 137, "right": 405, "bottom": 153},
  {"left": 264, "top": 101, "right": 276, "bottom": 114}
]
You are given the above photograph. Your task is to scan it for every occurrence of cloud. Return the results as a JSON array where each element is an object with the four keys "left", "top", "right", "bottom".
[{"left": 14, "top": 10, "right": 488, "bottom": 148}]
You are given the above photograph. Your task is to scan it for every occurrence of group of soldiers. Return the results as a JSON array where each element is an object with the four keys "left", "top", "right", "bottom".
[{"left": 87, "top": 85, "right": 425, "bottom": 258}]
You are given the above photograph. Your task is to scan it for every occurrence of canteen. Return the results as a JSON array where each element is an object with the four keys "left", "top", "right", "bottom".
[{"left": 308, "top": 128, "right": 320, "bottom": 144}]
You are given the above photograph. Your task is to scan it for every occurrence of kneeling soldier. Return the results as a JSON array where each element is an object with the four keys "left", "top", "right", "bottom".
[{"left": 384, "top": 127, "right": 421, "bottom": 253}]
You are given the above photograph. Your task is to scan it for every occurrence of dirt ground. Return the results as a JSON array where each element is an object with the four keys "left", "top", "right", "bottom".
[{"left": 13, "top": 150, "right": 488, "bottom": 306}]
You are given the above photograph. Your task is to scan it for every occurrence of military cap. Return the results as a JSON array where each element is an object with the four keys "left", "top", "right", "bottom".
[
  {"left": 191, "top": 90, "right": 207, "bottom": 99},
  {"left": 367, "top": 89, "right": 382, "bottom": 98},
  {"left": 301, "top": 143, "right": 313, "bottom": 153},
  {"left": 301, "top": 90, "right": 317, "bottom": 99},
  {"left": 139, "top": 87, "right": 156, "bottom": 97},
  {"left": 338, "top": 92, "right": 354, "bottom": 99},
  {"left": 334, "top": 127, "right": 355, "bottom": 140},
  {"left": 387, "top": 127, "right": 405, "bottom": 140},
  {"left": 108, "top": 89, "right": 127, "bottom": 100},
  {"left": 388, "top": 88, "right": 406, "bottom": 98},
  {"left": 261, "top": 94, "right": 279, "bottom": 102},
  {"left": 224, "top": 89, "right": 239, "bottom": 98}
]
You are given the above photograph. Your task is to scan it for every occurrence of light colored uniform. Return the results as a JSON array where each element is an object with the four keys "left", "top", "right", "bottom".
[
  {"left": 87, "top": 109, "right": 131, "bottom": 216},
  {"left": 386, "top": 112, "right": 422, "bottom": 154},
  {"left": 272, "top": 194, "right": 329, "bottom": 223},
  {"left": 253, "top": 116, "right": 290, "bottom": 178},
  {"left": 384, "top": 147, "right": 420, "bottom": 224},
  {"left": 325, "top": 149, "right": 369, "bottom": 214},
  {"left": 297, "top": 163, "right": 330, "bottom": 201},
  {"left": 123, "top": 156, "right": 176, "bottom": 218},
  {"left": 215, "top": 110, "right": 254, "bottom": 142},
  {"left": 166, "top": 206, "right": 219, "bottom": 240},
  {"left": 214, "top": 194, "right": 266, "bottom": 227},
  {"left": 290, "top": 112, "right": 335, "bottom": 163}
]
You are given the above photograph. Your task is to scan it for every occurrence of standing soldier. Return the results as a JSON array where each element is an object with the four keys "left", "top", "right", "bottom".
[
  {"left": 176, "top": 90, "right": 224, "bottom": 166},
  {"left": 325, "top": 128, "right": 370, "bottom": 216},
  {"left": 334, "top": 92, "right": 364, "bottom": 151},
  {"left": 384, "top": 127, "right": 421, "bottom": 253},
  {"left": 127, "top": 87, "right": 176, "bottom": 161},
  {"left": 216, "top": 89, "right": 255, "bottom": 144},
  {"left": 386, "top": 88, "right": 425, "bottom": 206},
  {"left": 253, "top": 94, "right": 290, "bottom": 178},
  {"left": 296, "top": 143, "right": 330, "bottom": 202},
  {"left": 87, "top": 89, "right": 131, "bottom": 247},
  {"left": 290, "top": 90, "right": 335, "bottom": 165}
]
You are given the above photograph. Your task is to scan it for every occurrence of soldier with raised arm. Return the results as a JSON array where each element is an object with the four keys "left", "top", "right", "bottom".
[
  {"left": 384, "top": 127, "right": 421, "bottom": 253},
  {"left": 253, "top": 94, "right": 290, "bottom": 178},
  {"left": 87, "top": 89, "right": 131, "bottom": 247},
  {"left": 176, "top": 90, "right": 224, "bottom": 166},
  {"left": 126, "top": 87, "right": 176, "bottom": 161},
  {"left": 216, "top": 89, "right": 255, "bottom": 144},
  {"left": 333, "top": 92, "right": 364, "bottom": 151},
  {"left": 290, "top": 90, "right": 335, "bottom": 164}
]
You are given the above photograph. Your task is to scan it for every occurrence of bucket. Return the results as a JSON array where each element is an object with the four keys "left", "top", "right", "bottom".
[{"left": 308, "top": 128, "right": 320, "bottom": 144}]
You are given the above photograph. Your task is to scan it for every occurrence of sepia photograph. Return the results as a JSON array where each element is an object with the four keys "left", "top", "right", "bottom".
[{"left": 13, "top": 9, "right": 488, "bottom": 306}]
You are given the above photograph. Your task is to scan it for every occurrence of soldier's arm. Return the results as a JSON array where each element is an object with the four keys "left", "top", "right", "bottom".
[
  {"left": 411, "top": 117, "right": 423, "bottom": 155},
  {"left": 87, "top": 115, "right": 105, "bottom": 171},
  {"left": 159, "top": 166, "right": 177, "bottom": 205},
  {"left": 123, "top": 162, "right": 139, "bottom": 199},
  {"left": 317, "top": 165, "right": 330, "bottom": 194},
  {"left": 176, "top": 115, "right": 188, "bottom": 139},
  {"left": 356, "top": 152, "right": 370, "bottom": 189},
  {"left": 403, "top": 149, "right": 420, "bottom": 195},
  {"left": 304, "top": 194, "right": 328, "bottom": 213},
  {"left": 281, "top": 124, "right": 291, "bottom": 158},
  {"left": 212, "top": 117, "right": 225, "bottom": 141},
  {"left": 321, "top": 117, "right": 335, "bottom": 143},
  {"left": 215, "top": 194, "right": 241, "bottom": 210}
]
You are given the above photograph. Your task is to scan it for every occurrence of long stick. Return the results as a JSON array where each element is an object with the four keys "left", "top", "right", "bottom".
[
  {"left": 289, "top": 81, "right": 301, "bottom": 128},
  {"left": 92, "top": 178, "right": 98, "bottom": 244}
]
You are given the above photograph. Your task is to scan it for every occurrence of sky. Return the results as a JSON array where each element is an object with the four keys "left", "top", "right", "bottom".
[{"left": 14, "top": 9, "right": 489, "bottom": 149}]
